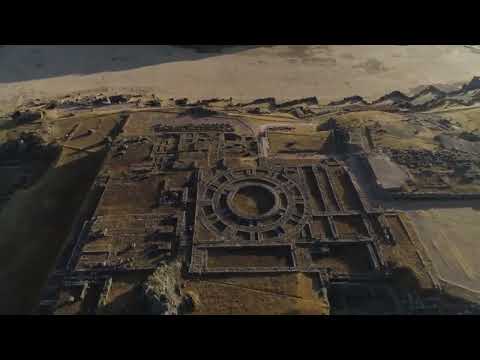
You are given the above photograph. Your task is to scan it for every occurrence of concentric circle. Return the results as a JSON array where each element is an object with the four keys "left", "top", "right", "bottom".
[
  {"left": 199, "top": 168, "right": 310, "bottom": 240},
  {"left": 227, "top": 182, "right": 280, "bottom": 220}
]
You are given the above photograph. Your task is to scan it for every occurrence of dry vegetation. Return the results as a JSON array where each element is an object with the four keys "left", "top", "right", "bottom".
[
  {"left": 431, "top": 107, "right": 480, "bottom": 132},
  {"left": 183, "top": 273, "right": 329, "bottom": 315}
]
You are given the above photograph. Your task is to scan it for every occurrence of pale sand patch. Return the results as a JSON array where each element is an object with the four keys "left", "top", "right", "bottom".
[
  {"left": 409, "top": 207, "right": 480, "bottom": 300},
  {"left": 1, "top": 45, "right": 480, "bottom": 112}
]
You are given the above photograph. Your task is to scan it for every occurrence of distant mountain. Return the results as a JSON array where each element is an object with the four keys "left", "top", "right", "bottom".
[
  {"left": 412, "top": 85, "right": 445, "bottom": 97},
  {"left": 328, "top": 95, "right": 368, "bottom": 106},
  {"left": 327, "top": 76, "right": 480, "bottom": 112},
  {"left": 409, "top": 85, "right": 445, "bottom": 108},
  {"left": 372, "top": 91, "right": 411, "bottom": 107},
  {"left": 462, "top": 76, "right": 480, "bottom": 92}
]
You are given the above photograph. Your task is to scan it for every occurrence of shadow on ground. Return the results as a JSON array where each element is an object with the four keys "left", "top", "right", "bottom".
[
  {"left": 330, "top": 266, "right": 480, "bottom": 315},
  {"left": 0, "top": 149, "right": 106, "bottom": 314},
  {"left": 0, "top": 45, "right": 263, "bottom": 84},
  {"left": 390, "top": 266, "right": 480, "bottom": 314}
]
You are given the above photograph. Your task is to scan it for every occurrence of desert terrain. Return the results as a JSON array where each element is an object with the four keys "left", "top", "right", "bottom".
[
  {"left": 2, "top": 45, "right": 480, "bottom": 315},
  {"left": 2, "top": 45, "right": 480, "bottom": 112}
]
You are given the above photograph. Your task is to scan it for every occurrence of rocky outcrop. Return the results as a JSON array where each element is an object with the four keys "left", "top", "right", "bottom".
[
  {"left": 14, "top": 75, "right": 479, "bottom": 119},
  {"left": 141, "top": 261, "right": 196, "bottom": 315},
  {"left": 372, "top": 91, "right": 411, "bottom": 107},
  {"left": 0, "top": 132, "right": 61, "bottom": 163},
  {"left": 368, "top": 76, "right": 480, "bottom": 111},
  {"left": 277, "top": 96, "right": 318, "bottom": 108},
  {"left": 328, "top": 95, "right": 368, "bottom": 106},
  {"left": 11, "top": 110, "right": 42, "bottom": 123},
  {"left": 241, "top": 97, "right": 276, "bottom": 107},
  {"left": 179, "top": 106, "right": 220, "bottom": 117},
  {"left": 462, "top": 76, "right": 480, "bottom": 92},
  {"left": 408, "top": 86, "right": 446, "bottom": 109},
  {"left": 460, "top": 131, "right": 480, "bottom": 142},
  {"left": 175, "top": 98, "right": 189, "bottom": 106},
  {"left": 412, "top": 85, "right": 445, "bottom": 98}
]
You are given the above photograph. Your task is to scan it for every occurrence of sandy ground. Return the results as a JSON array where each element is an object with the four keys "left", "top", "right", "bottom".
[
  {"left": 409, "top": 207, "right": 480, "bottom": 300},
  {"left": 1, "top": 45, "right": 480, "bottom": 112}
]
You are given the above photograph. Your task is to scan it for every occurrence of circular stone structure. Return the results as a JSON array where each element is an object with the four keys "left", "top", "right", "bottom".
[
  {"left": 227, "top": 182, "right": 279, "bottom": 220},
  {"left": 199, "top": 168, "right": 311, "bottom": 241}
]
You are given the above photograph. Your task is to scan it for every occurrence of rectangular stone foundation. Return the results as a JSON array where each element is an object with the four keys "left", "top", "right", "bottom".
[{"left": 207, "top": 246, "right": 294, "bottom": 269}]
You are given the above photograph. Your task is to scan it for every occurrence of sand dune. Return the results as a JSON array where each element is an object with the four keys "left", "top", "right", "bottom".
[{"left": 1, "top": 45, "right": 480, "bottom": 111}]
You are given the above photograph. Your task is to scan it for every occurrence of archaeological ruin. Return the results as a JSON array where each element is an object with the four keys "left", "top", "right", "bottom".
[
  {"left": 29, "top": 98, "right": 467, "bottom": 316},
  {"left": 0, "top": 76, "right": 476, "bottom": 315}
]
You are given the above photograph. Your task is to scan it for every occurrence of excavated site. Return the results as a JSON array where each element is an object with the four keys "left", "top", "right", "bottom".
[{"left": 3, "top": 76, "right": 480, "bottom": 315}]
